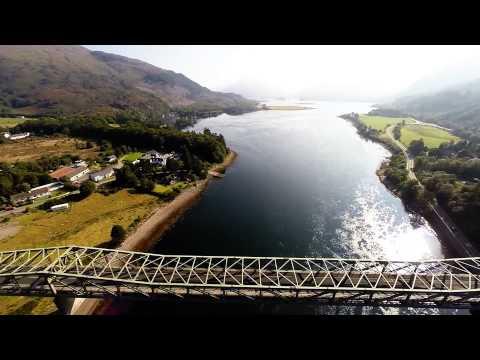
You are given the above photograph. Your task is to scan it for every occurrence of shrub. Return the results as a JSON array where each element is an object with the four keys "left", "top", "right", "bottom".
[{"left": 110, "top": 224, "right": 126, "bottom": 245}]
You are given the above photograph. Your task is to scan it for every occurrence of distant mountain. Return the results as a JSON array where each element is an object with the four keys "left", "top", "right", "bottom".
[
  {"left": 395, "top": 60, "right": 480, "bottom": 99},
  {"left": 0, "top": 45, "right": 256, "bottom": 121}
]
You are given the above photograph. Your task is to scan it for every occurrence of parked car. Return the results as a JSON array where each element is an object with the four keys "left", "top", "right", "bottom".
[{"left": 3, "top": 206, "right": 14, "bottom": 211}]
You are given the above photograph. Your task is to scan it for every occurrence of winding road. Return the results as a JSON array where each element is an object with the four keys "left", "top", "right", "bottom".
[{"left": 384, "top": 124, "right": 479, "bottom": 257}]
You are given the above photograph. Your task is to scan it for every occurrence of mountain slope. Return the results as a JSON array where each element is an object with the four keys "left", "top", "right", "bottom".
[
  {"left": 381, "top": 78, "right": 480, "bottom": 134},
  {"left": 0, "top": 45, "right": 256, "bottom": 120}
]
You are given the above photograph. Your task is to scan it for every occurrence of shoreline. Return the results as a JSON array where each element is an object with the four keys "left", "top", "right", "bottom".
[
  {"left": 70, "top": 150, "right": 238, "bottom": 315},
  {"left": 340, "top": 113, "right": 474, "bottom": 258}
]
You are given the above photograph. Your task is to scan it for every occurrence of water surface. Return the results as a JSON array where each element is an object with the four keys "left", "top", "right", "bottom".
[{"left": 127, "top": 101, "right": 461, "bottom": 315}]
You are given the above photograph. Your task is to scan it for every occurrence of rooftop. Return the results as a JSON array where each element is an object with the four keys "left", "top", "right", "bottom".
[{"left": 50, "top": 167, "right": 77, "bottom": 179}]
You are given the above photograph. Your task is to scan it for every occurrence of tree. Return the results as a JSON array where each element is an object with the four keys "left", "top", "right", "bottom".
[
  {"left": 137, "top": 178, "right": 155, "bottom": 193},
  {"left": 182, "top": 145, "right": 193, "bottom": 171},
  {"left": 166, "top": 157, "right": 181, "bottom": 172},
  {"left": 408, "top": 139, "right": 426, "bottom": 156},
  {"left": 110, "top": 225, "right": 126, "bottom": 245},
  {"left": 115, "top": 166, "right": 139, "bottom": 188},
  {"left": 79, "top": 180, "right": 96, "bottom": 198},
  {"left": 393, "top": 123, "right": 402, "bottom": 140}
]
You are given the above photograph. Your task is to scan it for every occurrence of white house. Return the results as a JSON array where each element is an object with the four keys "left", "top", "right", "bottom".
[
  {"left": 105, "top": 155, "right": 117, "bottom": 163},
  {"left": 141, "top": 150, "right": 176, "bottom": 166},
  {"left": 50, "top": 203, "right": 69, "bottom": 212},
  {"left": 30, "top": 182, "right": 64, "bottom": 193},
  {"left": 67, "top": 166, "right": 90, "bottom": 182},
  {"left": 8, "top": 132, "right": 30, "bottom": 140},
  {"left": 90, "top": 167, "right": 114, "bottom": 182},
  {"left": 72, "top": 160, "right": 88, "bottom": 168}
]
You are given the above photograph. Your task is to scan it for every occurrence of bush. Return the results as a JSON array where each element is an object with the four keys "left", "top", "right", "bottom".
[
  {"left": 79, "top": 180, "right": 96, "bottom": 198},
  {"left": 136, "top": 178, "right": 155, "bottom": 193},
  {"left": 110, "top": 224, "right": 126, "bottom": 244}
]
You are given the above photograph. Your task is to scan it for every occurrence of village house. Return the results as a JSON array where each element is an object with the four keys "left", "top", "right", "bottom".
[
  {"left": 10, "top": 187, "right": 51, "bottom": 206},
  {"left": 90, "top": 167, "right": 114, "bottom": 182},
  {"left": 140, "top": 150, "right": 176, "bottom": 167},
  {"left": 3, "top": 132, "right": 30, "bottom": 140},
  {"left": 105, "top": 155, "right": 117, "bottom": 163},
  {"left": 50, "top": 166, "right": 89, "bottom": 182},
  {"left": 66, "top": 166, "right": 90, "bottom": 182},
  {"left": 72, "top": 159, "right": 88, "bottom": 168},
  {"left": 30, "top": 182, "right": 64, "bottom": 193}
]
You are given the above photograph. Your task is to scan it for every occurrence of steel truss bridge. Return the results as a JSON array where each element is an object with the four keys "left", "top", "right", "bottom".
[{"left": 1, "top": 246, "right": 480, "bottom": 309}]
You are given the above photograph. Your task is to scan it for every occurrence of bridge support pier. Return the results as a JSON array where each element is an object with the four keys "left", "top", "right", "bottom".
[{"left": 54, "top": 296, "right": 76, "bottom": 315}]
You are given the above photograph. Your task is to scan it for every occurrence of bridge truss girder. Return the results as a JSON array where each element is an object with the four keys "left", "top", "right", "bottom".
[{"left": 1, "top": 246, "right": 480, "bottom": 309}]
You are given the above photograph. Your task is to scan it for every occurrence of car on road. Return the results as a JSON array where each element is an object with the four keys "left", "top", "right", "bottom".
[{"left": 3, "top": 206, "right": 14, "bottom": 211}]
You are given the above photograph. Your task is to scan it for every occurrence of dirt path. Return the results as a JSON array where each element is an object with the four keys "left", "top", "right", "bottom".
[{"left": 0, "top": 221, "right": 21, "bottom": 240}]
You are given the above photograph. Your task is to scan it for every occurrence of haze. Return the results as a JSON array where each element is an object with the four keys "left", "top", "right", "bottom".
[{"left": 85, "top": 45, "right": 480, "bottom": 102}]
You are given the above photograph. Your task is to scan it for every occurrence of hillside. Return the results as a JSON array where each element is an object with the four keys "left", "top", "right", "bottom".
[
  {"left": 0, "top": 45, "right": 256, "bottom": 121},
  {"left": 380, "top": 78, "right": 480, "bottom": 136}
]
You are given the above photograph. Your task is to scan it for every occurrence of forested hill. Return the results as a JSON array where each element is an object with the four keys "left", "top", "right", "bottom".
[
  {"left": 380, "top": 79, "right": 480, "bottom": 139},
  {"left": 0, "top": 46, "right": 257, "bottom": 122}
]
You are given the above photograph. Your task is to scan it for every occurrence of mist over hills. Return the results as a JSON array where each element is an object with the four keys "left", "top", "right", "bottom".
[
  {"left": 380, "top": 62, "right": 480, "bottom": 135},
  {"left": 0, "top": 45, "right": 256, "bottom": 121}
]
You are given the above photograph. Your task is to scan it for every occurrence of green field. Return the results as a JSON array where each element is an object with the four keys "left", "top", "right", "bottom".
[
  {"left": 0, "top": 189, "right": 159, "bottom": 315},
  {"left": 153, "top": 182, "right": 188, "bottom": 196},
  {"left": 0, "top": 117, "right": 30, "bottom": 128},
  {"left": 400, "top": 125, "right": 460, "bottom": 149},
  {"left": 121, "top": 152, "right": 143, "bottom": 162},
  {"left": 359, "top": 115, "right": 415, "bottom": 133}
]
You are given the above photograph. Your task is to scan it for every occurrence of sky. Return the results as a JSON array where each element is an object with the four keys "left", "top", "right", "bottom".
[{"left": 85, "top": 45, "right": 480, "bottom": 101}]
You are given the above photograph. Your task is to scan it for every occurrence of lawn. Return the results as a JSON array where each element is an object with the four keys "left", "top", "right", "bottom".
[
  {"left": 0, "top": 117, "right": 30, "bottom": 128},
  {"left": 359, "top": 115, "right": 416, "bottom": 133},
  {"left": 121, "top": 152, "right": 143, "bottom": 162},
  {"left": 0, "top": 136, "right": 100, "bottom": 162},
  {"left": 400, "top": 125, "right": 460, "bottom": 149},
  {"left": 153, "top": 182, "right": 189, "bottom": 196},
  {"left": 0, "top": 189, "right": 160, "bottom": 315}
]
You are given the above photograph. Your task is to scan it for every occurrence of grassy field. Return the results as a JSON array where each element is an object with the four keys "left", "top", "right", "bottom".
[
  {"left": 359, "top": 115, "right": 416, "bottom": 133},
  {"left": 400, "top": 125, "right": 460, "bottom": 148},
  {"left": 0, "top": 117, "right": 31, "bottom": 128},
  {"left": 121, "top": 152, "right": 143, "bottom": 162},
  {"left": 153, "top": 182, "right": 189, "bottom": 196},
  {"left": 0, "top": 136, "right": 100, "bottom": 162},
  {"left": 0, "top": 189, "right": 159, "bottom": 315}
]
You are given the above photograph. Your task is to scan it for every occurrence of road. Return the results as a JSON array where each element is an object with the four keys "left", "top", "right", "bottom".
[{"left": 384, "top": 124, "right": 479, "bottom": 257}]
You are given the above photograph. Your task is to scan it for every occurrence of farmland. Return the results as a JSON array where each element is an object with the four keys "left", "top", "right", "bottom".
[
  {"left": 0, "top": 189, "right": 160, "bottom": 315},
  {"left": 0, "top": 136, "right": 100, "bottom": 162},
  {"left": 359, "top": 115, "right": 415, "bottom": 133},
  {"left": 400, "top": 124, "right": 460, "bottom": 148}
]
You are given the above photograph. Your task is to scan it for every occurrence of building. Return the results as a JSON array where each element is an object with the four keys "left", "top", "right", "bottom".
[
  {"left": 50, "top": 167, "right": 77, "bottom": 181},
  {"left": 105, "top": 155, "right": 117, "bottom": 163},
  {"left": 90, "top": 167, "right": 114, "bottom": 182},
  {"left": 72, "top": 160, "right": 88, "bottom": 168},
  {"left": 141, "top": 150, "right": 176, "bottom": 166},
  {"left": 50, "top": 203, "right": 69, "bottom": 212},
  {"left": 67, "top": 166, "right": 89, "bottom": 182},
  {"left": 30, "top": 182, "right": 64, "bottom": 193},
  {"left": 6, "top": 132, "right": 30, "bottom": 140},
  {"left": 50, "top": 166, "right": 89, "bottom": 182},
  {"left": 10, "top": 187, "right": 51, "bottom": 206}
]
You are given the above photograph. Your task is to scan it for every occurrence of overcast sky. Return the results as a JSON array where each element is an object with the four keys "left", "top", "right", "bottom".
[{"left": 85, "top": 45, "right": 480, "bottom": 101}]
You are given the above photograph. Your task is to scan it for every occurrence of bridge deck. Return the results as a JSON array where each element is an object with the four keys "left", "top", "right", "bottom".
[{"left": 1, "top": 246, "right": 480, "bottom": 308}]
